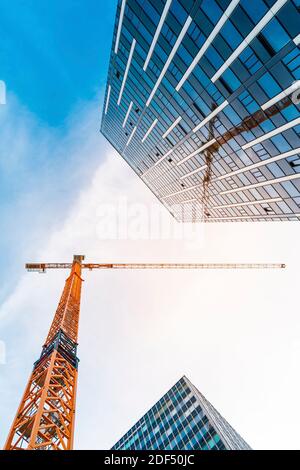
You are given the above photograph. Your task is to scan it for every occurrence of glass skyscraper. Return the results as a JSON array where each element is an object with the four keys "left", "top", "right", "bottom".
[
  {"left": 101, "top": 0, "right": 300, "bottom": 222},
  {"left": 112, "top": 376, "right": 251, "bottom": 450}
]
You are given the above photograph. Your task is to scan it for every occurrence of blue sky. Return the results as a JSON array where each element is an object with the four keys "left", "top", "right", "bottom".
[
  {"left": 0, "top": 0, "right": 117, "bottom": 126},
  {"left": 0, "top": 0, "right": 300, "bottom": 450}
]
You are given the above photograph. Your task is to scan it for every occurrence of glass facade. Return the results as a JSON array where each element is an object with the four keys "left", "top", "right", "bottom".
[
  {"left": 112, "top": 376, "right": 251, "bottom": 450},
  {"left": 101, "top": 0, "right": 300, "bottom": 222}
]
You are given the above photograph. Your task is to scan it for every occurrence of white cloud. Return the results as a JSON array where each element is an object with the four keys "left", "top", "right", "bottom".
[
  {"left": 0, "top": 92, "right": 107, "bottom": 302},
  {"left": 0, "top": 96, "right": 300, "bottom": 450}
]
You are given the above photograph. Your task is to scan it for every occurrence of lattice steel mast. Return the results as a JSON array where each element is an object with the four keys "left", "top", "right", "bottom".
[
  {"left": 4, "top": 255, "right": 84, "bottom": 450},
  {"left": 4, "top": 255, "right": 285, "bottom": 449}
]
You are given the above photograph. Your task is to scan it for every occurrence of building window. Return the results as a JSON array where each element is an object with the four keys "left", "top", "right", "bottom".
[
  {"left": 239, "top": 47, "right": 262, "bottom": 75},
  {"left": 137, "top": 0, "right": 160, "bottom": 25},
  {"left": 220, "top": 20, "right": 243, "bottom": 50},
  {"left": 170, "top": 0, "right": 189, "bottom": 25},
  {"left": 205, "top": 46, "right": 224, "bottom": 70},
  {"left": 240, "top": 0, "right": 268, "bottom": 23},
  {"left": 221, "top": 69, "right": 241, "bottom": 92},
  {"left": 201, "top": 0, "right": 223, "bottom": 24},
  {"left": 162, "top": 24, "right": 177, "bottom": 46},
  {"left": 260, "top": 18, "right": 290, "bottom": 53},
  {"left": 258, "top": 72, "right": 281, "bottom": 99},
  {"left": 283, "top": 48, "right": 300, "bottom": 80},
  {"left": 177, "top": 44, "right": 193, "bottom": 66}
]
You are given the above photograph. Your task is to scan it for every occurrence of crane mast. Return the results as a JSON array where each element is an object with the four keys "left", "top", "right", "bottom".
[
  {"left": 4, "top": 255, "right": 84, "bottom": 450},
  {"left": 4, "top": 255, "right": 285, "bottom": 449}
]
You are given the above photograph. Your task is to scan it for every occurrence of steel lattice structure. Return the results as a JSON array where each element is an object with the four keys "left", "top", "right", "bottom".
[
  {"left": 4, "top": 255, "right": 285, "bottom": 449},
  {"left": 4, "top": 256, "right": 83, "bottom": 450},
  {"left": 26, "top": 262, "right": 285, "bottom": 272}
]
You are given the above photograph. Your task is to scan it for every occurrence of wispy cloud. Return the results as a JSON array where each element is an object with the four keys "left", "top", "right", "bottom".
[{"left": 0, "top": 92, "right": 106, "bottom": 301}]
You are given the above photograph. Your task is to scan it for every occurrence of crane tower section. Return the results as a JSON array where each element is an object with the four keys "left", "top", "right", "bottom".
[{"left": 4, "top": 255, "right": 84, "bottom": 450}]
